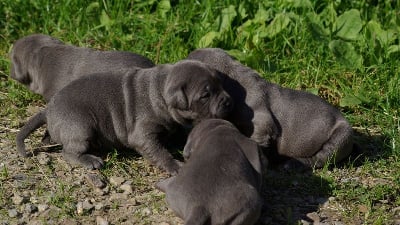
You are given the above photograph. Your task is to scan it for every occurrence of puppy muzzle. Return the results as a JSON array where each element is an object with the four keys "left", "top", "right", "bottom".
[{"left": 213, "top": 94, "right": 234, "bottom": 118}]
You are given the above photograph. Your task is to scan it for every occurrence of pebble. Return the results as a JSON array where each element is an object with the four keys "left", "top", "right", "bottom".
[
  {"left": 25, "top": 203, "right": 38, "bottom": 214},
  {"left": 8, "top": 209, "right": 19, "bottom": 218},
  {"left": 38, "top": 204, "right": 49, "bottom": 212},
  {"left": 76, "top": 200, "right": 93, "bottom": 215},
  {"left": 12, "top": 193, "right": 27, "bottom": 205},
  {"left": 37, "top": 153, "right": 51, "bottom": 165},
  {"left": 95, "top": 203, "right": 105, "bottom": 210},
  {"left": 306, "top": 212, "right": 320, "bottom": 223},
  {"left": 76, "top": 202, "right": 84, "bottom": 215},
  {"left": 109, "top": 176, "right": 125, "bottom": 186},
  {"left": 110, "top": 193, "right": 128, "bottom": 202},
  {"left": 120, "top": 183, "right": 133, "bottom": 194},
  {"left": 141, "top": 207, "right": 152, "bottom": 216},
  {"left": 96, "top": 216, "right": 109, "bottom": 225},
  {"left": 85, "top": 173, "right": 106, "bottom": 189}
]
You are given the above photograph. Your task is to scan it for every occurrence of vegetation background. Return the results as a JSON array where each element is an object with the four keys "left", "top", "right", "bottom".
[{"left": 0, "top": 0, "right": 399, "bottom": 224}]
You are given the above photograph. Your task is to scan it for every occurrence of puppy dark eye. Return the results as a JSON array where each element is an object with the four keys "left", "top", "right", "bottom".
[{"left": 200, "top": 91, "right": 210, "bottom": 99}]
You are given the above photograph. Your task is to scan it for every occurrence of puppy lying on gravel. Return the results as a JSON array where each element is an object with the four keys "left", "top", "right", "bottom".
[
  {"left": 156, "top": 119, "right": 263, "bottom": 225},
  {"left": 16, "top": 60, "right": 233, "bottom": 174},
  {"left": 10, "top": 34, "right": 155, "bottom": 101},
  {"left": 187, "top": 48, "right": 353, "bottom": 169}
]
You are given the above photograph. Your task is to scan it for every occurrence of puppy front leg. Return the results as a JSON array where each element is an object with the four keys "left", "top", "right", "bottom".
[
  {"left": 129, "top": 124, "right": 182, "bottom": 175},
  {"left": 251, "top": 109, "right": 279, "bottom": 148}
]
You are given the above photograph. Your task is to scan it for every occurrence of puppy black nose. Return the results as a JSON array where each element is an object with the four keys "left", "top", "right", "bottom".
[{"left": 220, "top": 95, "right": 233, "bottom": 109}]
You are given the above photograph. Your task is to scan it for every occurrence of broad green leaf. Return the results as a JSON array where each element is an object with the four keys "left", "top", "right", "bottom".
[
  {"left": 100, "top": 10, "right": 113, "bottom": 30},
  {"left": 388, "top": 45, "right": 400, "bottom": 55},
  {"left": 86, "top": 2, "right": 99, "bottom": 13},
  {"left": 264, "top": 13, "right": 291, "bottom": 38},
  {"left": 253, "top": 6, "right": 270, "bottom": 24},
  {"left": 157, "top": 0, "right": 171, "bottom": 19},
  {"left": 366, "top": 20, "right": 396, "bottom": 47},
  {"left": 319, "top": 3, "right": 337, "bottom": 29},
  {"left": 329, "top": 40, "right": 362, "bottom": 69},
  {"left": 282, "top": 0, "right": 312, "bottom": 8},
  {"left": 238, "top": 2, "right": 247, "bottom": 19},
  {"left": 307, "top": 13, "right": 329, "bottom": 40},
  {"left": 335, "top": 9, "right": 362, "bottom": 40},
  {"left": 340, "top": 94, "right": 362, "bottom": 107},
  {"left": 306, "top": 88, "right": 319, "bottom": 96},
  {"left": 219, "top": 5, "right": 237, "bottom": 32},
  {"left": 198, "top": 31, "right": 220, "bottom": 48}
]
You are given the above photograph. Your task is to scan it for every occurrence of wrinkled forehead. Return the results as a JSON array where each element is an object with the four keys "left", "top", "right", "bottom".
[{"left": 174, "top": 62, "right": 220, "bottom": 84}]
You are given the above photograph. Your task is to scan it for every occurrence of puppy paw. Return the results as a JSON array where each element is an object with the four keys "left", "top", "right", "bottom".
[
  {"left": 164, "top": 160, "right": 182, "bottom": 175},
  {"left": 65, "top": 154, "right": 104, "bottom": 170},
  {"left": 81, "top": 154, "right": 105, "bottom": 169},
  {"left": 282, "top": 159, "right": 311, "bottom": 173}
]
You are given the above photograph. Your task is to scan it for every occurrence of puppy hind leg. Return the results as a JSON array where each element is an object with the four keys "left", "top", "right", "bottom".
[
  {"left": 62, "top": 140, "right": 104, "bottom": 169},
  {"left": 184, "top": 206, "right": 210, "bottom": 225},
  {"left": 292, "top": 121, "right": 353, "bottom": 169}
]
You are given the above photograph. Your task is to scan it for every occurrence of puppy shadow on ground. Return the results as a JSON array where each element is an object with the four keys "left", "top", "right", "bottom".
[
  {"left": 258, "top": 127, "right": 389, "bottom": 225},
  {"left": 343, "top": 127, "right": 390, "bottom": 167},
  {"left": 259, "top": 169, "right": 331, "bottom": 225}
]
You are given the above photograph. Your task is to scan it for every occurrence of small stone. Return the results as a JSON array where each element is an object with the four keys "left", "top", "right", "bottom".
[
  {"left": 120, "top": 183, "right": 133, "bottom": 194},
  {"left": 333, "top": 222, "right": 345, "bottom": 225},
  {"left": 82, "top": 199, "right": 94, "bottom": 211},
  {"left": 95, "top": 203, "right": 105, "bottom": 210},
  {"left": 96, "top": 216, "right": 109, "bottom": 225},
  {"left": 300, "top": 220, "right": 311, "bottom": 225},
  {"left": 110, "top": 193, "right": 127, "bottom": 202},
  {"left": 37, "top": 153, "right": 51, "bottom": 165},
  {"left": 393, "top": 206, "right": 400, "bottom": 214},
  {"left": 76, "top": 202, "right": 84, "bottom": 215},
  {"left": 25, "top": 203, "right": 38, "bottom": 214},
  {"left": 141, "top": 207, "right": 152, "bottom": 216},
  {"left": 12, "top": 193, "right": 27, "bottom": 205},
  {"left": 358, "top": 204, "right": 369, "bottom": 213},
  {"left": 8, "top": 209, "right": 19, "bottom": 218},
  {"left": 85, "top": 173, "right": 106, "bottom": 189},
  {"left": 37, "top": 204, "right": 49, "bottom": 212},
  {"left": 109, "top": 176, "right": 125, "bottom": 186},
  {"left": 306, "top": 212, "right": 320, "bottom": 223},
  {"left": 159, "top": 222, "right": 170, "bottom": 225}
]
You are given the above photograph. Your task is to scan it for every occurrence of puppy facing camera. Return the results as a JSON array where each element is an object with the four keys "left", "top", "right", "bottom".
[
  {"left": 156, "top": 119, "right": 263, "bottom": 225},
  {"left": 16, "top": 60, "right": 233, "bottom": 174},
  {"left": 188, "top": 48, "right": 353, "bottom": 169}
]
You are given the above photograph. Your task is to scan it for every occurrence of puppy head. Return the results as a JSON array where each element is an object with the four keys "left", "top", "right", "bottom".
[
  {"left": 10, "top": 34, "right": 63, "bottom": 84},
  {"left": 183, "top": 119, "right": 233, "bottom": 160},
  {"left": 164, "top": 60, "right": 234, "bottom": 125}
]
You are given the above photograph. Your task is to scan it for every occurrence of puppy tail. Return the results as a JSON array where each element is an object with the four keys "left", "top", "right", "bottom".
[
  {"left": 184, "top": 206, "right": 210, "bottom": 225},
  {"left": 16, "top": 109, "right": 47, "bottom": 157}
]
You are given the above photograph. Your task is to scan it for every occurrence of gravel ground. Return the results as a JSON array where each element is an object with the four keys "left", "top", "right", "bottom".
[{"left": 0, "top": 106, "right": 399, "bottom": 225}]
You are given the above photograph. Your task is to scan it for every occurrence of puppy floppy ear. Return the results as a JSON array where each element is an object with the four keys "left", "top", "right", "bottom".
[
  {"left": 239, "top": 140, "right": 263, "bottom": 175},
  {"left": 166, "top": 86, "right": 188, "bottom": 110}
]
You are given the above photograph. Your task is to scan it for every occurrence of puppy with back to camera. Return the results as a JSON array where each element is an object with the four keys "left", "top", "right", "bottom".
[{"left": 156, "top": 119, "right": 263, "bottom": 225}]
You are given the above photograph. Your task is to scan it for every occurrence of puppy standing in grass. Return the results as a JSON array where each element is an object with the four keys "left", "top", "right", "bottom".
[
  {"left": 156, "top": 119, "right": 263, "bottom": 225},
  {"left": 16, "top": 60, "right": 233, "bottom": 174},
  {"left": 188, "top": 48, "right": 353, "bottom": 169},
  {"left": 10, "top": 34, "right": 155, "bottom": 101}
]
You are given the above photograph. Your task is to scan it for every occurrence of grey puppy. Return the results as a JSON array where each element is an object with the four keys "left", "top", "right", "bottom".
[
  {"left": 16, "top": 60, "right": 233, "bottom": 174},
  {"left": 187, "top": 48, "right": 353, "bottom": 169},
  {"left": 10, "top": 34, "right": 154, "bottom": 101},
  {"left": 156, "top": 119, "right": 263, "bottom": 225}
]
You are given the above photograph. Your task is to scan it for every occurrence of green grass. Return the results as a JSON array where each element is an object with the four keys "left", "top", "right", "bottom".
[{"left": 0, "top": 0, "right": 399, "bottom": 224}]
